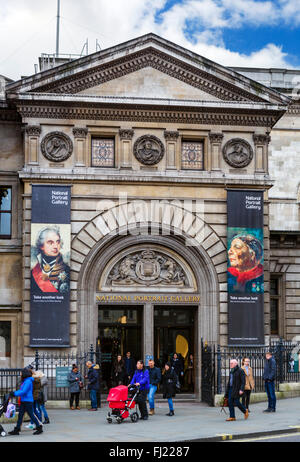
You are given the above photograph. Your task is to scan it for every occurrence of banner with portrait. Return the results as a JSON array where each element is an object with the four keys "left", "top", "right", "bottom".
[
  {"left": 30, "top": 185, "right": 71, "bottom": 347},
  {"left": 227, "top": 190, "right": 264, "bottom": 346}
]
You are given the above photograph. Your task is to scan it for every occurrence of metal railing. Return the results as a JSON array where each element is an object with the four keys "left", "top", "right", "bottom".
[{"left": 214, "top": 338, "right": 300, "bottom": 396}]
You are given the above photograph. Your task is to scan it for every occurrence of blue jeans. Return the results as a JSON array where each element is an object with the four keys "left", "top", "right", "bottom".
[
  {"left": 228, "top": 387, "right": 247, "bottom": 418},
  {"left": 148, "top": 384, "right": 157, "bottom": 410},
  {"left": 90, "top": 389, "right": 98, "bottom": 409},
  {"left": 17, "top": 402, "right": 40, "bottom": 430},
  {"left": 265, "top": 380, "right": 276, "bottom": 410},
  {"left": 34, "top": 401, "right": 49, "bottom": 420},
  {"left": 30, "top": 400, "right": 42, "bottom": 425},
  {"left": 168, "top": 398, "right": 174, "bottom": 412}
]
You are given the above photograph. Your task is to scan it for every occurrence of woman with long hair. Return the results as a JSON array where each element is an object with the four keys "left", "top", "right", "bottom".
[
  {"left": 241, "top": 357, "right": 255, "bottom": 412},
  {"left": 161, "top": 362, "right": 177, "bottom": 416}
]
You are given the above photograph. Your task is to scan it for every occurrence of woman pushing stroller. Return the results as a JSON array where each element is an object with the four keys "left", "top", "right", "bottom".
[
  {"left": 129, "top": 360, "right": 150, "bottom": 420},
  {"left": 8, "top": 368, "right": 43, "bottom": 436}
]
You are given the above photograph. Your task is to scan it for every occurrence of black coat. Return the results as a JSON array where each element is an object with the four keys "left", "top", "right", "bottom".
[
  {"left": 111, "top": 361, "right": 127, "bottom": 385},
  {"left": 161, "top": 369, "right": 177, "bottom": 399},
  {"left": 147, "top": 366, "right": 162, "bottom": 386},
  {"left": 263, "top": 357, "right": 276, "bottom": 381},
  {"left": 87, "top": 366, "right": 100, "bottom": 391},
  {"left": 171, "top": 357, "right": 184, "bottom": 376},
  {"left": 225, "top": 366, "right": 246, "bottom": 399}
]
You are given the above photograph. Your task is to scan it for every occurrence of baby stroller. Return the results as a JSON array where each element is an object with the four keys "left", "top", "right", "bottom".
[
  {"left": 106, "top": 384, "right": 140, "bottom": 424},
  {"left": 0, "top": 394, "right": 15, "bottom": 437}
]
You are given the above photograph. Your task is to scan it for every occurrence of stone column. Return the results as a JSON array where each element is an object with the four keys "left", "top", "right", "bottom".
[
  {"left": 209, "top": 132, "right": 223, "bottom": 171},
  {"left": 72, "top": 127, "right": 88, "bottom": 167},
  {"left": 143, "top": 303, "right": 154, "bottom": 361},
  {"left": 253, "top": 133, "right": 271, "bottom": 173},
  {"left": 119, "top": 129, "right": 134, "bottom": 169},
  {"left": 23, "top": 125, "right": 41, "bottom": 165},
  {"left": 164, "top": 130, "right": 179, "bottom": 170}
]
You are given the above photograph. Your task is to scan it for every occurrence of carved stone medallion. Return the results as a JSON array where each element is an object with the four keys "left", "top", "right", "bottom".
[
  {"left": 133, "top": 135, "right": 165, "bottom": 166},
  {"left": 41, "top": 131, "right": 73, "bottom": 162},
  {"left": 222, "top": 138, "right": 253, "bottom": 168},
  {"left": 107, "top": 250, "right": 188, "bottom": 287}
]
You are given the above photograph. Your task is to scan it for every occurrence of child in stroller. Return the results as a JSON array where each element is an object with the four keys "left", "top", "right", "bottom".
[
  {"left": 106, "top": 384, "right": 140, "bottom": 424},
  {"left": 0, "top": 394, "right": 15, "bottom": 437}
]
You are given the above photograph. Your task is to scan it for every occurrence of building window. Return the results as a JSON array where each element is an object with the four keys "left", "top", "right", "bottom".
[
  {"left": 0, "top": 321, "right": 11, "bottom": 359},
  {"left": 270, "top": 276, "right": 281, "bottom": 335},
  {"left": 181, "top": 140, "right": 204, "bottom": 170},
  {"left": 0, "top": 187, "right": 12, "bottom": 238},
  {"left": 91, "top": 138, "right": 115, "bottom": 167}
]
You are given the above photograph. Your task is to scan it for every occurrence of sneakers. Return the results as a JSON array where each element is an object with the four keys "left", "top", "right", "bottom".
[
  {"left": 43, "top": 418, "right": 50, "bottom": 424},
  {"left": 166, "top": 411, "right": 174, "bottom": 416},
  {"left": 25, "top": 423, "right": 35, "bottom": 430}
]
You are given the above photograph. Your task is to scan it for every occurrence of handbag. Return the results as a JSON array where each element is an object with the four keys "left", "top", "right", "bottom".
[{"left": 220, "top": 396, "right": 228, "bottom": 414}]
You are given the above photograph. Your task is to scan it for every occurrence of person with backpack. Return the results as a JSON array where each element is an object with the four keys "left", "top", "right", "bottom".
[{"left": 8, "top": 368, "right": 43, "bottom": 436}]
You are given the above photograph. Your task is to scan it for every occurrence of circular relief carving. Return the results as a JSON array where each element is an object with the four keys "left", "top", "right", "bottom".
[
  {"left": 41, "top": 131, "right": 73, "bottom": 162},
  {"left": 133, "top": 135, "right": 165, "bottom": 166},
  {"left": 222, "top": 138, "right": 253, "bottom": 168}
]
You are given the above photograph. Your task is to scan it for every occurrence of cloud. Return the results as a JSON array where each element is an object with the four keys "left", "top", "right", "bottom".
[{"left": 0, "top": 0, "right": 296, "bottom": 81}]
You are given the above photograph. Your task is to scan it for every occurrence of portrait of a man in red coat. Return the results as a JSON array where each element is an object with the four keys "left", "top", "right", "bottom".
[{"left": 31, "top": 225, "right": 70, "bottom": 294}]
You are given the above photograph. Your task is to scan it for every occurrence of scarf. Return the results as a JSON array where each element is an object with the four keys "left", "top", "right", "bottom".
[{"left": 228, "top": 263, "right": 263, "bottom": 286}]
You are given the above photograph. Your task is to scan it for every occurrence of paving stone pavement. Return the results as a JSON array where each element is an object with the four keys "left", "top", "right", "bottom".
[{"left": 1, "top": 398, "right": 300, "bottom": 442}]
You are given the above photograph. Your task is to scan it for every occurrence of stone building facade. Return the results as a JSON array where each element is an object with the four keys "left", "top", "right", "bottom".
[{"left": 0, "top": 34, "right": 299, "bottom": 396}]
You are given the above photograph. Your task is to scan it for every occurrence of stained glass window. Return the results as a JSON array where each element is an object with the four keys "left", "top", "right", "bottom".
[
  {"left": 0, "top": 187, "right": 12, "bottom": 238},
  {"left": 92, "top": 138, "right": 115, "bottom": 167},
  {"left": 181, "top": 140, "right": 204, "bottom": 170}
]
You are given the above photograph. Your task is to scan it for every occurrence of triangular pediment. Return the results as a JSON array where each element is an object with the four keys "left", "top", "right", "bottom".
[
  {"left": 77, "top": 66, "right": 222, "bottom": 101},
  {"left": 6, "top": 34, "right": 291, "bottom": 106}
]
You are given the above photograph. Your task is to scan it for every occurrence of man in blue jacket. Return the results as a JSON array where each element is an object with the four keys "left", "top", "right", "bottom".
[
  {"left": 263, "top": 352, "right": 277, "bottom": 412},
  {"left": 85, "top": 361, "right": 100, "bottom": 411},
  {"left": 130, "top": 360, "right": 150, "bottom": 420}
]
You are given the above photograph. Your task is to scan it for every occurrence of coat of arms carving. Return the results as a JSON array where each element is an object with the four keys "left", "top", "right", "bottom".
[{"left": 108, "top": 250, "right": 187, "bottom": 287}]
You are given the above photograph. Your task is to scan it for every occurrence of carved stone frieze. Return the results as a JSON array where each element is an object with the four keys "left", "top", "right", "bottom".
[
  {"left": 16, "top": 103, "right": 280, "bottom": 128},
  {"left": 41, "top": 131, "right": 73, "bottom": 162},
  {"left": 222, "top": 138, "right": 253, "bottom": 168},
  {"left": 133, "top": 135, "right": 165, "bottom": 165},
  {"left": 107, "top": 249, "right": 188, "bottom": 287},
  {"left": 72, "top": 127, "right": 88, "bottom": 138}
]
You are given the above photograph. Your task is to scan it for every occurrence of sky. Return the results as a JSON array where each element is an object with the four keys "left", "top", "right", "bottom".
[{"left": 1, "top": 0, "right": 300, "bottom": 81}]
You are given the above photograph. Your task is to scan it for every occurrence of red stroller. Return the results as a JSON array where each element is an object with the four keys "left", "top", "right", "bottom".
[{"left": 106, "top": 385, "right": 140, "bottom": 424}]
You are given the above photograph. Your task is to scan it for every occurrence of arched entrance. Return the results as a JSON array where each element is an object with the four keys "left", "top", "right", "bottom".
[{"left": 75, "top": 225, "right": 222, "bottom": 399}]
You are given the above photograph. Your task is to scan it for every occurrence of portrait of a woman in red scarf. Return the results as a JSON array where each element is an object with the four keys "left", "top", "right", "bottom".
[{"left": 227, "top": 233, "right": 264, "bottom": 294}]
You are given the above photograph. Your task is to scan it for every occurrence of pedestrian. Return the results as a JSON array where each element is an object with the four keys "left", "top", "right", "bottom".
[
  {"left": 161, "top": 362, "right": 177, "bottom": 416},
  {"left": 25, "top": 369, "right": 43, "bottom": 430},
  {"left": 33, "top": 370, "right": 50, "bottom": 424},
  {"left": 85, "top": 361, "right": 100, "bottom": 411},
  {"left": 130, "top": 360, "right": 150, "bottom": 420},
  {"left": 186, "top": 354, "right": 195, "bottom": 392},
  {"left": 8, "top": 368, "right": 43, "bottom": 435},
  {"left": 263, "top": 351, "right": 277, "bottom": 413},
  {"left": 125, "top": 351, "right": 136, "bottom": 385},
  {"left": 146, "top": 359, "right": 161, "bottom": 415},
  {"left": 224, "top": 359, "right": 248, "bottom": 421},
  {"left": 171, "top": 353, "right": 184, "bottom": 390},
  {"left": 241, "top": 357, "right": 255, "bottom": 412},
  {"left": 111, "top": 355, "right": 127, "bottom": 387},
  {"left": 68, "top": 364, "right": 84, "bottom": 410}
]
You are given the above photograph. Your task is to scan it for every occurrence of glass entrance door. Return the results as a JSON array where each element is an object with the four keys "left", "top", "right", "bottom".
[
  {"left": 154, "top": 306, "right": 196, "bottom": 392},
  {"left": 98, "top": 306, "right": 142, "bottom": 392}
]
